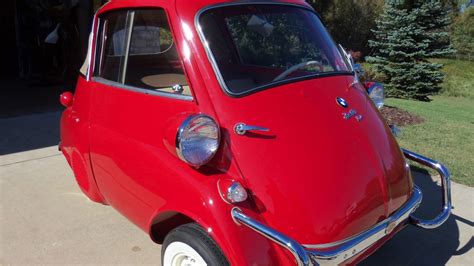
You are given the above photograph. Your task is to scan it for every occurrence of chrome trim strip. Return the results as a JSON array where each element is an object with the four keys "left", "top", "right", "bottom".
[
  {"left": 402, "top": 148, "right": 452, "bottom": 229},
  {"left": 93, "top": 77, "right": 194, "bottom": 101},
  {"left": 232, "top": 186, "right": 423, "bottom": 265},
  {"left": 194, "top": 2, "right": 352, "bottom": 98}
]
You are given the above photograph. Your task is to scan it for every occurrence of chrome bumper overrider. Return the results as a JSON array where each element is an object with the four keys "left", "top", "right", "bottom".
[
  {"left": 231, "top": 149, "right": 451, "bottom": 265},
  {"left": 402, "top": 149, "right": 452, "bottom": 229}
]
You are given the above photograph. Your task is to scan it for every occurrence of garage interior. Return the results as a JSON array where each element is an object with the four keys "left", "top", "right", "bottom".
[{"left": 0, "top": 0, "right": 103, "bottom": 117}]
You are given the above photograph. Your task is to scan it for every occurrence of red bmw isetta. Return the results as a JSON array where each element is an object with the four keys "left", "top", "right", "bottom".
[{"left": 59, "top": 0, "right": 452, "bottom": 265}]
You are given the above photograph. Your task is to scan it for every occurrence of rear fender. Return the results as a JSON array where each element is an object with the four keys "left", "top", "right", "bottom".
[{"left": 60, "top": 77, "right": 106, "bottom": 204}]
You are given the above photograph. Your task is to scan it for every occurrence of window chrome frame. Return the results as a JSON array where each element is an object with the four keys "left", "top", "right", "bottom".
[
  {"left": 93, "top": 77, "right": 193, "bottom": 101},
  {"left": 91, "top": 8, "right": 194, "bottom": 101},
  {"left": 86, "top": 11, "right": 99, "bottom": 81},
  {"left": 87, "top": 1, "right": 112, "bottom": 82},
  {"left": 194, "top": 2, "right": 354, "bottom": 98},
  {"left": 96, "top": 18, "right": 107, "bottom": 78},
  {"left": 119, "top": 10, "right": 135, "bottom": 84}
]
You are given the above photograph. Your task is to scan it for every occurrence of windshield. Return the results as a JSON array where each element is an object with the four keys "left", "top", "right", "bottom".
[{"left": 198, "top": 4, "right": 352, "bottom": 96}]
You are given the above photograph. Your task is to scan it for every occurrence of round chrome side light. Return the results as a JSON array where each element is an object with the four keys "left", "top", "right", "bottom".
[
  {"left": 218, "top": 180, "right": 248, "bottom": 204},
  {"left": 226, "top": 182, "right": 248, "bottom": 203},
  {"left": 176, "top": 114, "right": 220, "bottom": 167}
]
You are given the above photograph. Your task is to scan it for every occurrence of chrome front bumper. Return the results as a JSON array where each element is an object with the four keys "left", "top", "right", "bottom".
[{"left": 231, "top": 149, "right": 452, "bottom": 265}]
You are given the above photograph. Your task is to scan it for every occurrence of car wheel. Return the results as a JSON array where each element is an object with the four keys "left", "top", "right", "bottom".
[{"left": 162, "top": 223, "right": 229, "bottom": 266}]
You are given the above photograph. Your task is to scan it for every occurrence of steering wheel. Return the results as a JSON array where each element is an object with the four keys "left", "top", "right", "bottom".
[{"left": 273, "top": 61, "right": 323, "bottom": 82}]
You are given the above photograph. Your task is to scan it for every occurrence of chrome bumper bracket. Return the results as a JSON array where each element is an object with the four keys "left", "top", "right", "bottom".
[{"left": 402, "top": 149, "right": 452, "bottom": 229}]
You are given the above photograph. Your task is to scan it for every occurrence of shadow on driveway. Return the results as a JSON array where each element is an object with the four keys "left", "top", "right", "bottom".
[
  {"left": 361, "top": 168, "right": 473, "bottom": 265},
  {"left": 0, "top": 111, "right": 61, "bottom": 155},
  {"left": 0, "top": 76, "right": 67, "bottom": 155}
]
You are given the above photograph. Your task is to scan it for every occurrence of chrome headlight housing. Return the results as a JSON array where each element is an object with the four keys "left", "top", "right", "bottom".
[
  {"left": 176, "top": 114, "right": 220, "bottom": 167},
  {"left": 368, "top": 83, "right": 385, "bottom": 109}
]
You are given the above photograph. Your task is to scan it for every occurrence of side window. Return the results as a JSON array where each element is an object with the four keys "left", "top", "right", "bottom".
[
  {"left": 94, "top": 10, "right": 128, "bottom": 82},
  {"left": 125, "top": 9, "right": 190, "bottom": 95},
  {"left": 94, "top": 9, "right": 191, "bottom": 96}
]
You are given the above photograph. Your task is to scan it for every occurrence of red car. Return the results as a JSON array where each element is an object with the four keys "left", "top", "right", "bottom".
[{"left": 59, "top": 0, "right": 452, "bottom": 265}]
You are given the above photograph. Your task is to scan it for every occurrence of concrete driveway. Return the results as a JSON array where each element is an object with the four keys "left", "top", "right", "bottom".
[{"left": 1, "top": 111, "right": 473, "bottom": 265}]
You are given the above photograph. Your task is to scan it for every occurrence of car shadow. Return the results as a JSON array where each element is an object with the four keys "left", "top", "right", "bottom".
[
  {"left": 361, "top": 167, "right": 472, "bottom": 266},
  {"left": 0, "top": 111, "right": 61, "bottom": 155},
  {"left": 0, "top": 77, "right": 69, "bottom": 119},
  {"left": 0, "top": 76, "right": 68, "bottom": 155}
]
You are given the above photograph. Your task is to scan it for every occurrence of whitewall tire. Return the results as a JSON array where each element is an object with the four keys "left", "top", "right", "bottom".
[
  {"left": 163, "top": 241, "right": 207, "bottom": 266},
  {"left": 161, "top": 223, "right": 228, "bottom": 266}
]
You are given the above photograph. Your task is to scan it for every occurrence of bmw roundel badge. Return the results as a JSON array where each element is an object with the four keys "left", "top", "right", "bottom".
[{"left": 336, "top": 97, "right": 348, "bottom": 108}]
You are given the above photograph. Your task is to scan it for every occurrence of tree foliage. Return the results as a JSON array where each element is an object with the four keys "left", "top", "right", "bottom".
[
  {"left": 367, "top": 2, "right": 445, "bottom": 100},
  {"left": 451, "top": 7, "right": 474, "bottom": 57},
  {"left": 307, "top": 0, "right": 383, "bottom": 56},
  {"left": 414, "top": 1, "right": 455, "bottom": 57}
]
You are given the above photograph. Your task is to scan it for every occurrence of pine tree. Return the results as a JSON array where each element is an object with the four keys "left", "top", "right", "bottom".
[
  {"left": 366, "top": 2, "right": 444, "bottom": 100},
  {"left": 415, "top": 0, "right": 455, "bottom": 57}
]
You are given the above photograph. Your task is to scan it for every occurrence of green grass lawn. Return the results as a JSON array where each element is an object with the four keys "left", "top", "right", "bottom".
[
  {"left": 387, "top": 97, "right": 473, "bottom": 186},
  {"left": 385, "top": 59, "right": 474, "bottom": 186}
]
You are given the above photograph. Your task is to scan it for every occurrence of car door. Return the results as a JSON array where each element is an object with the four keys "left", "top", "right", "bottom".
[
  {"left": 88, "top": 8, "right": 197, "bottom": 228},
  {"left": 195, "top": 5, "right": 411, "bottom": 244}
]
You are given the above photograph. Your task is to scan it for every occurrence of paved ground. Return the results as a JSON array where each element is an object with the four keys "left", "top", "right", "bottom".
[{"left": 1, "top": 111, "right": 473, "bottom": 265}]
